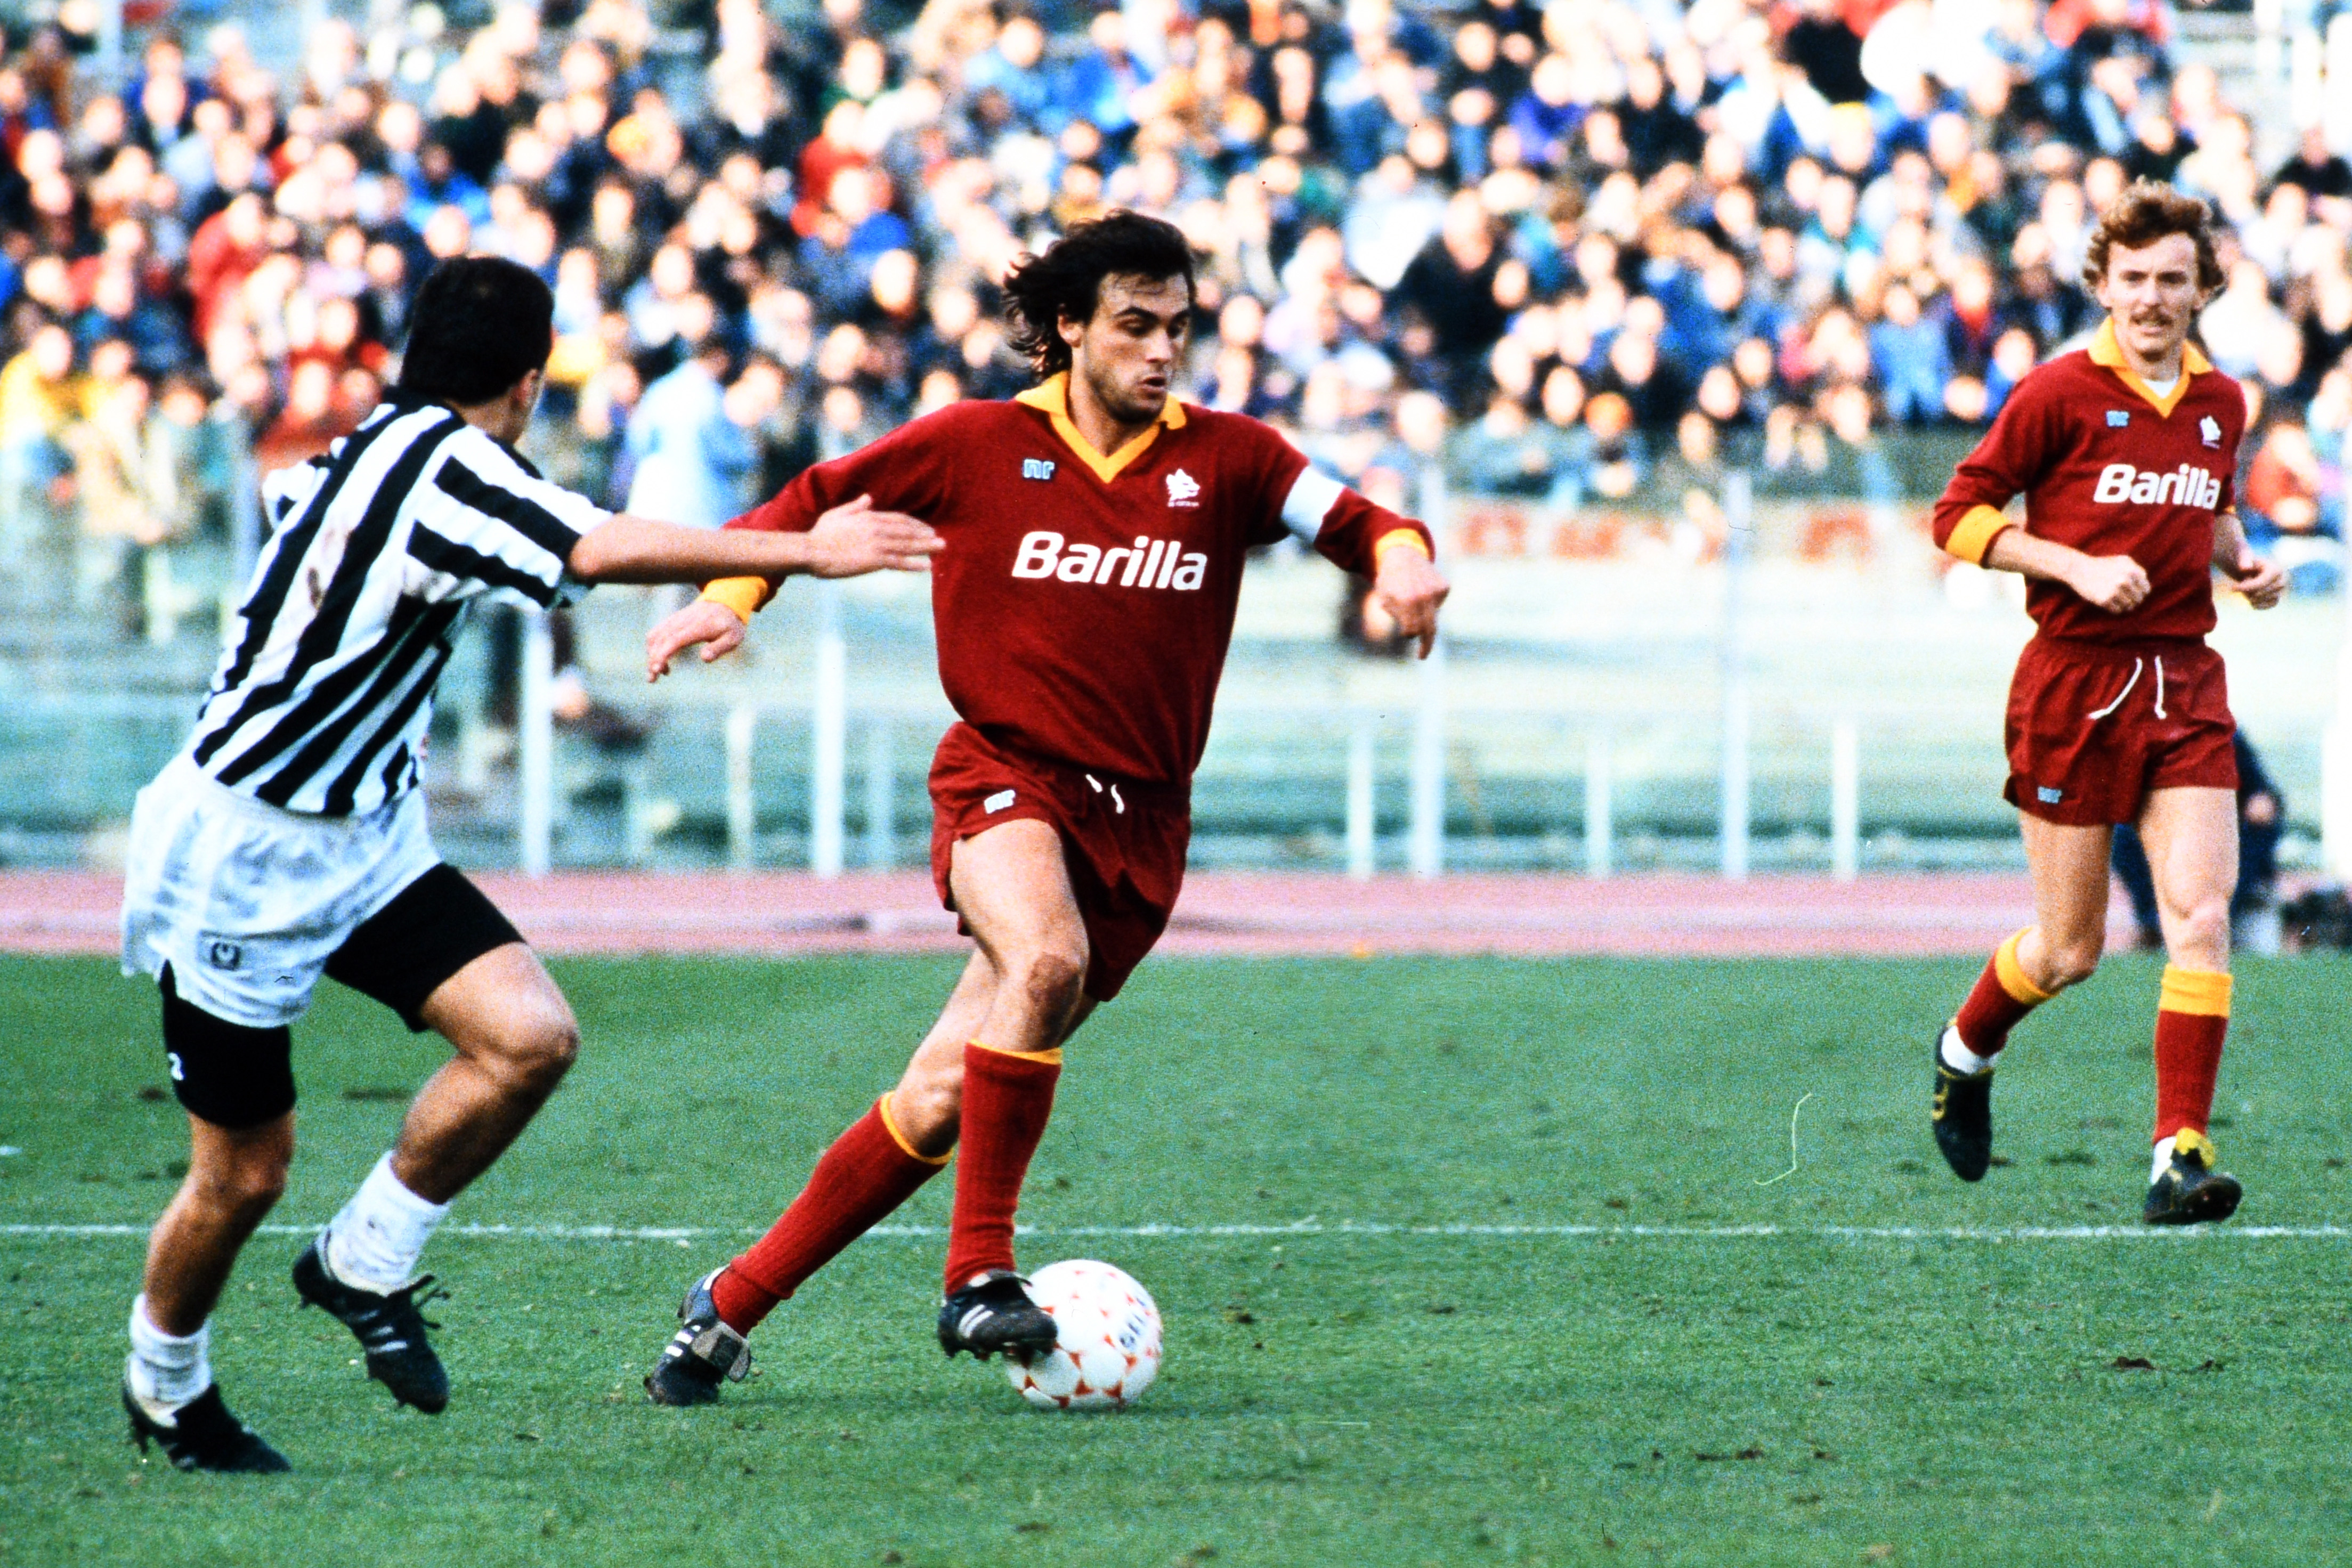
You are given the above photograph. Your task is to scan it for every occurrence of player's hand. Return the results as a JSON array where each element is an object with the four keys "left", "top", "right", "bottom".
[
  {"left": 646, "top": 599, "right": 748, "bottom": 683},
  {"left": 1374, "top": 542, "right": 1450, "bottom": 659},
  {"left": 804, "top": 493, "right": 943, "bottom": 579},
  {"left": 2067, "top": 553, "right": 2151, "bottom": 614},
  {"left": 2224, "top": 547, "right": 2287, "bottom": 610}
]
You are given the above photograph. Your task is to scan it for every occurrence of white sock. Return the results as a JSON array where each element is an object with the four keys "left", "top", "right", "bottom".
[
  {"left": 125, "top": 1295, "right": 210, "bottom": 1423},
  {"left": 323, "top": 1152, "right": 450, "bottom": 1293},
  {"left": 1939, "top": 1025, "right": 1996, "bottom": 1077},
  {"left": 2152, "top": 1136, "right": 2177, "bottom": 1184}
]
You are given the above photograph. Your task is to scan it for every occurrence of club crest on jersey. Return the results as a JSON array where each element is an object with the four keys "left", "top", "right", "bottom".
[
  {"left": 2092, "top": 462, "right": 2221, "bottom": 510},
  {"left": 2106, "top": 410, "right": 2130, "bottom": 427},
  {"left": 2200, "top": 416, "right": 2222, "bottom": 448},
  {"left": 1010, "top": 531, "right": 1209, "bottom": 591},
  {"left": 1022, "top": 458, "right": 1055, "bottom": 481},
  {"left": 1165, "top": 469, "right": 1202, "bottom": 508}
]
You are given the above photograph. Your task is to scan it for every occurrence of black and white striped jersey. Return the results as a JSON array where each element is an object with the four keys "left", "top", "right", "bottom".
[{"left": 181, "top": 397, "right": 609, "bottom": 817}]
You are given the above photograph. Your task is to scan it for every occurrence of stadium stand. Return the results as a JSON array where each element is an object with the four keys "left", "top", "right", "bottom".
[{"left": 0, "top": 0, "right": 2344, "bottom": 868}]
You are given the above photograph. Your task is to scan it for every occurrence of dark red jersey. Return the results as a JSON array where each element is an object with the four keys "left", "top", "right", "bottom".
[
  {"left": 706, "top": 376, "right": 1432, "bottom": 786},
  {"left": 1932, "top": 319, "right": 2246, "bottom": 645}
]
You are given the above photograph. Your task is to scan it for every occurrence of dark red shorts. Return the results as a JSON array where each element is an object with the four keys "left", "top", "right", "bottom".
[
  {"left": 927, "top": 723, "right": 1190, "bottom": 1002},
  {"left": 2003, "top": 638, "right": 2237, "bottom": 826}
]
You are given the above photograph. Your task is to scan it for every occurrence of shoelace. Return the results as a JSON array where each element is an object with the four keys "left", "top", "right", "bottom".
[{"left": 352, "top": 1277, "right": 447, "bottom": 1348}]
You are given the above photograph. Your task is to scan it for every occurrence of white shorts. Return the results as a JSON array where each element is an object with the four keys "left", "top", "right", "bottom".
[{"left": 120, "top": 755, "right": 442, "bottom": 1028}]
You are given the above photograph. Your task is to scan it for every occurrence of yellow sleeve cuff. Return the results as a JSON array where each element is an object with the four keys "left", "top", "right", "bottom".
[
  {"left": 1374, "top": 529, "right": 1432, "bottom": 563},
  {"left": 699, "top": 576, "right": 771, "bottom": 621},
  {"left": 1943, "top": 505, "right": 2012, "bottom": 565}
]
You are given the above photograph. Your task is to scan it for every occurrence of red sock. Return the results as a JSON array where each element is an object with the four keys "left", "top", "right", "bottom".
[
  {"left": 1951, "top": 929, "right": 2052, "bottom": 1059},
  {"left": 942, "top": 1042, "right": 1060, "bottom": 1294},
  {"left": 712, "top": 1097, "right": 947, "bottom": 1333},
  {"left": 2152, "top": 966, "right": 2232, "bottom": 1143}
]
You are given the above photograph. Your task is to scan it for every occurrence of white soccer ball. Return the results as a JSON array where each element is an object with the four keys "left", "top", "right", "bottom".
[{"left": 1004, "top": 1260, "right": 1162, "bottom": 1411}]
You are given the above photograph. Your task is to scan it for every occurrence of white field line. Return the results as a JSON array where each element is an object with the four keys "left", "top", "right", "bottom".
[{"left": 6, "top": 1220, "right": 2352, "bottom": 1242}]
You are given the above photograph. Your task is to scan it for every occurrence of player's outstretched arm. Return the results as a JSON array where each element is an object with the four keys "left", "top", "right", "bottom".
[
  {"left": 2211, "top": 511, "right": 2286, "bottom": 609},
  {"left": 1982, "top": 527, "right": 2150, "bottom": 614},
  {"left": 572, "top": 494, "right": 940, "bottom": 586},
  {"left": 1373, "top": 537, "right": 1451, "bottom": 658},
  {"left": 640, "top": 495, "right": 941, "bottom": 681}
]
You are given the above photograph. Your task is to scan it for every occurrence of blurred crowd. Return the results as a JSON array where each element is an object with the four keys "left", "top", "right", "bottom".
[{"left": 0, "top": 0, "right": 2349, "bottom": 641}]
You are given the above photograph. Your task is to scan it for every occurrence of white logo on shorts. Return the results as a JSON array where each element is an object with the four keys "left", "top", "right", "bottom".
[
  {"left": 167, "top": 1052, "right": 184, "bottom": 1082},
  {"left": 984, "top": 790, "right": 1016, "bottom": 814}
]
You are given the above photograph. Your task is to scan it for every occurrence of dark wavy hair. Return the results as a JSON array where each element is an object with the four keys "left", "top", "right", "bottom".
[
  {"left": 396, "top": 256, "right": 555, "bottom": 405},
  {"left": 1002, "top": 210, "right": 1197, "bottom": 378},
  {"left": 2082, "top": 180, "right": 2227, "bottom": 296}
]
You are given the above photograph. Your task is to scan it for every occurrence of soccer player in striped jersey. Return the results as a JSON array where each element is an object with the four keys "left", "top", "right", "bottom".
[
  {"left": 116, "top": 257, "right": 939, "bottom": 1472},
  {"left": 1924, "top": 183, "right": 2285, "bottom": 1224},
  {"left": 635, "top": 212, "right": 1449, "bottom": 1402}
]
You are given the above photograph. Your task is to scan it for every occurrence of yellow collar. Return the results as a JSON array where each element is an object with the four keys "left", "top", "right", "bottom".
[
  {"left": 2088, "top": 318, "right": 2210, "bottom": 419},
  {"left": 1013, "top": 372, "right": 1186, "bottom": 483}
]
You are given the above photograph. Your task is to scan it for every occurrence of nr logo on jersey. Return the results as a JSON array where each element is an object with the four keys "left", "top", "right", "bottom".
[
  {"left": 2092, "top": 462, "right": 2221, "bottom": 510},
  {"left": 2200, "top": 416, "right": 2222, "bottom": 448},
  {"left": 1011, "top": 531, "right": 1208, "bottom": 591},
  {"left": 2106, "top": 410, "right": 2130, "bottom": 427},
  {"left": 1022, "top": 459, "right": 1056, "bottom": 481},
  {"left": 1165, "top": 469, "right": 1202, "bottom": 508}
]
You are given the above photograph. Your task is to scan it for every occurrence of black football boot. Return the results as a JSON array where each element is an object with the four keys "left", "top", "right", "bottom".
[
  {"left": 1930, "top": 1026, "right": 1996, "bottom": 1182},
  {"left": 293, "top": 1237, "right": 450, "bottom": 1412},
  {"left": 937, "top": 1270, "right": 1059, "bottom": 1363},
  {"left": 645, "top": 1268, "right": 752, "bottom": 1406},
  {"left": 124, "top": 1384, "right": 290, "bottom": 1473},
  {"left": 2143, "top": 1129, "right": 2244, "bottom": 1225}
]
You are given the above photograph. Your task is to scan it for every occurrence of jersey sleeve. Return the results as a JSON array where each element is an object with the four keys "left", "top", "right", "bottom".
[
  {"left": 404, "top": 432, "right": 610, "bottom": 609},
  {"left": 1239, "top": 419, "right": 1436, "bottom": 572},
  {"left": 1932, "top": 372, "right": 2060, "bottom": 565},
  {"left": 701, "top": 407, "right": 962, "bottom": 619}
]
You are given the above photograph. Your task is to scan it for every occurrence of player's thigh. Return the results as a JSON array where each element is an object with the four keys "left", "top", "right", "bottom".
[
  {"left": 2135, "top": 786, "right": 2238, "bottom": 920},
  {"left": 947, "top": 818, "right": 1090, "bottom": 970},
  {"left": 325, "top": 863, "right": 570, "bottom": 1066},
  {"left": 416, "top": 943, "right": 579, "bottom": 1076},
  {"left": 2017, "top": 810, "right": 2114, "bottom": 952}
]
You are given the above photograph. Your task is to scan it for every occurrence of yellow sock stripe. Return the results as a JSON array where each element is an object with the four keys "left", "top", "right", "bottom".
[
  {"left": 969, "top": 1039, "right": 1064, "bottom": 1066},
  {"left": 1993, "top": 930, "right": 2055, "bottom": 1006},
  {"left": 876, "top": 1094, "right": 951, "bottom": 1166},
  {"left": 2159, "top": 966, "right": 2233, "bottom": 1018}
]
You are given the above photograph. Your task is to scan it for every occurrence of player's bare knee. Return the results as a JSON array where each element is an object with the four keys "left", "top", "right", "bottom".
[
  {"left": 482, "top": 1002, "right": 579, "bottom": 1096},
  {"left": 194, "top": 1145, "right": 290, "bottom": 1220},
  {"left": 2169, "top": 898, "right": 2232, "bottom": 966},
  {"left": 516, "top": 1012, "right": 581, "bottom": 1092},
  {"left": 1007, "top": 944, "right": 1086, "bottom": 1021},
  {"left": 2043, "top": 937, "right": 2104, "bottom": 989}
]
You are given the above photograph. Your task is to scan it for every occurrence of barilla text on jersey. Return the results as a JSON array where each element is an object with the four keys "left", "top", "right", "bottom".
[
  {"left": 1011, "top": 532, "right": 1211, "bottom": 590},
  {"left": 2090, "top": 462, "right": 2224, "bottom": 509}
]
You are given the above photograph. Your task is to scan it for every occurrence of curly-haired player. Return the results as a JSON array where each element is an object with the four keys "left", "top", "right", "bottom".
[
  {"left": 1925, "top": 182, "right": 2286, "bottom": 1223},
  {"left": 636, "top": 210, "right": 1448, "bottom": 1400}
]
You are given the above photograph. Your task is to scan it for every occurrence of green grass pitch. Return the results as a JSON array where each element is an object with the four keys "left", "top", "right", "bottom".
[{"left": 4, "top": 951, "right": 2351, "bottom": 1566}]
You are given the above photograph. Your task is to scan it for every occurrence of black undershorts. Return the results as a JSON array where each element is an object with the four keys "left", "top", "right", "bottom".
[{"left": 159, "top": 863, "right": 523, "bottom": 1129}]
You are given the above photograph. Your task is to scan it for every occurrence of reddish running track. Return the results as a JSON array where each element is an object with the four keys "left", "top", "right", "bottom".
[{"left": 0, "top": 871, "right": 2124, "bottom": 960}]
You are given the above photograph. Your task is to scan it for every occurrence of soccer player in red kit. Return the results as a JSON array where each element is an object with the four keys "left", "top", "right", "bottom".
[
  {"left": 1925, "top": 182, "right": 2285, "bottom": 1224},
  {"left": 632, "top": 211, "right": 1449, "bottom": 1400}
]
